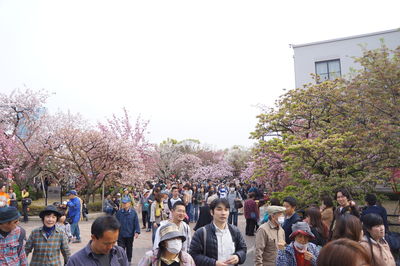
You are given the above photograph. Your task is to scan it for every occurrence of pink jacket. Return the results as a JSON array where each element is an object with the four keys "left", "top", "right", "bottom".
[{"left": 138, "top": 249, "right": 196, "bottom": 266}]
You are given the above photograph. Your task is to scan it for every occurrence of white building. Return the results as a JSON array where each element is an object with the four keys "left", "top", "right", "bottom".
[{"left": 292, "top": 28, "right": 400, "bottom": 88}]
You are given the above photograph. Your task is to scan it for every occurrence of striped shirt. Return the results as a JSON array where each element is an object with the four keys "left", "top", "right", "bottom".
[
  {"left": 0, "top": 226, "right": 27, "bottom": 266},
  {"left": 25, "top": 226, "right": 70, "bottom": 265}
]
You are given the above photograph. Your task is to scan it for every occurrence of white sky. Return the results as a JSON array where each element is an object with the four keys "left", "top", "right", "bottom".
[{"left": 0, "top": 1, "right": 399, "bottom": 149}]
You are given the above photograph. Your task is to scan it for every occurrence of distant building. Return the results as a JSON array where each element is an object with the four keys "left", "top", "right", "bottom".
[
  {"left": 16, "top": 107, "right": 46, "bottom": 139},
  {"left": 292, "top": 28, "right": 400, "bottom": 88}
]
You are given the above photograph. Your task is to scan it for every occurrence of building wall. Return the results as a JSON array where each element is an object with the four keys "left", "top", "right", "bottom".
[{"left": 293, "top": 29, "right": 400, "bottom": 88}]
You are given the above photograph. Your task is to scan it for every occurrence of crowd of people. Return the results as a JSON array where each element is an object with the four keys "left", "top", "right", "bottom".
[{"left": 0, "top": 180, "right": 399, "bottom": 265}]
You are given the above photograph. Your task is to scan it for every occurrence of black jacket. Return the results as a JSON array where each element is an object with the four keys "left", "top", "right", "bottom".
[
  {"left": 193, "top": 206, "right": 213, "bottom": 231},
  {"left": 189, "top": 223, "right": 247, "bottom": 265},
  {"left": 282, "top": 212, "right": 302, "bottom": 244}
]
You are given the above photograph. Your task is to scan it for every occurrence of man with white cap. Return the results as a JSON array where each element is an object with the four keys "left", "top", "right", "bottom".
[{"left": 255, "top": 205, "right": 286, "bottom": 266}]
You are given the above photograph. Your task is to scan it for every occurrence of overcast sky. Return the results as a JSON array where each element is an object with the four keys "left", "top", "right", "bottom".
[{"left": 0, "top": 1, "right": 399, "bottom": 149}]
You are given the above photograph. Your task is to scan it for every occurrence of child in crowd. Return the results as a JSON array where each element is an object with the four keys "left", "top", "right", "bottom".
[
  {"left": 56, "top": 215, "right": 73, "bottom": 243},
  {"left": 82, "top": 199, "right": 89, "bottom": 221}
]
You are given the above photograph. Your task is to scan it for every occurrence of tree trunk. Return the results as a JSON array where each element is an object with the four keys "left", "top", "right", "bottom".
[{"left": 85, "top": 193, "right": 91, "bottom": 204}]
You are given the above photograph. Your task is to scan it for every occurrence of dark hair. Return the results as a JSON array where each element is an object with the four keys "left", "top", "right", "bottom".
[
  {"left": 210, "top": 198, "right": 230, "bottom": 211},
  {"left": 317, "top": 238, "right": 371, "bottom": 266},
  {"left": 91, "top": 215, "right": 120, "bottom": 239},
  {"left": 283, "top": 196, "right": 297, "bottom": 207},
  {"left": 332, "top": 214, "right": 362, "bottom": 242},
  {"left": 229, "top": 183, "right": 235, "bottom": 188},
  {"left": 365, "top": 193, "right": 377, "bottom": 206},
  {"left": 335, "top": 188, "right": 351, "bottom": 200},
  {"left": 270, "top": 198, "right": 281, "bottom": 206},
  {"left": 171, "top": 187, "right": 178, "bottom": 192},
  {"left": 155, "top": 192, "right": 163, "bottom": 203},
  {"left": 172, "top": 201, "right": 186, "bottom": 210},
  {"left": 248, "top": 192, "right": 256, "bottom": 199},
  {"left": 146, "top": 181, "right": 154, "bottom": 189},
  {"left": 362, "top": 213, "right": 384, "bottom": 266},
  {"left": 321, "top": 195, "right": 334, "bottom": 208},
  {"left": 305, "top": 207, "right": 328, "bottom": 239}
]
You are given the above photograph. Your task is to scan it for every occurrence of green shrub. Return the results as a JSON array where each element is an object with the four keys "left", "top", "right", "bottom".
[{"left": 87, "top": 201, "right": 102, "bottom": 212}]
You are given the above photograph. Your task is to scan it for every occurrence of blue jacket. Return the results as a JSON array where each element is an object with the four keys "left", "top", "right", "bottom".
[
  {"left": 116, "top": 208, "right": 140, "bottom": 238},
  {"left": 67, "top": 197, "right": 81, "bottom": 224},
  {"left": 276, "top": 242, "right": 319, "bottom": 266},
  {"left": 282, "top": 213, "right": 301, "bottom": 244}
]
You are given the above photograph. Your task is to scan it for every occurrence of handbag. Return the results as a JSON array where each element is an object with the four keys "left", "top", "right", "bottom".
[
  {"left": 234, "top": 199, "right": 243, "bottom": 209},
  {"left": 22, "top": 198, "right": 32, "bottom": 206},
  {"left": 234, "top": 192, "right": 243, "bottom": 209}
]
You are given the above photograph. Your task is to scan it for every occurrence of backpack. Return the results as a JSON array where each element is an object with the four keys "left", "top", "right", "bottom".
[{"left": 22, "top": 198, "right": 32, "bottom": 206}]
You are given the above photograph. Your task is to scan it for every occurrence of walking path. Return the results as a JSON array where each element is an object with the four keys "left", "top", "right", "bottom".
[{"left": 22, "top": 212, "right": 256, "bottom": 265}]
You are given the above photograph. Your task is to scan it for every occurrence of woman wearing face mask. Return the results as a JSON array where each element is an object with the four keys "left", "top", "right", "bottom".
[
  {"left": 360, "top": 213, "right": 395, "bottom": 266},
  {"left": 227, "top": 183, "right": 242, "bottom": 227},
  {"left": 276, "top": 221, "right": 319, "bottom": 266},
  {"left": 139, "top": 223, "right": 195, "bottom": 266},
  {"left": 254, "top": 206, "right": 286, "bottom": 266}
]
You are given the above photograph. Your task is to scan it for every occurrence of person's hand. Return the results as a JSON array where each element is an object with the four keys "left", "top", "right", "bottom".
[
  {"left": 304, "top": 251, "right": 313, "bottom": 261},
  {"left": 224, "top": 255, "right": 239, "bottom": 265},
  {"left": 134, "top": 233, "right": 139, "bottom": 239},
  {"left": 350, "top": 201, "right": 356, "bottom": 207},
  {"left": 215, "top": 261, "right": 228, "bottom": 266},
  {"left": 153, "top": 223, "right": 158, "bottom": 229}
]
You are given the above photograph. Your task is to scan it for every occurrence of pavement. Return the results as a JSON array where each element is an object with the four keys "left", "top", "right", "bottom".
[{"left": 21, "top": 212, "right": 256, "bottom": 265}]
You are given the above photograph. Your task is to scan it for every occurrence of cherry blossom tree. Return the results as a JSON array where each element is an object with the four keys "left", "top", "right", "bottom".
[
  {"left": 192, "top": 159, "right": 233, "bottom": 181},
  {"left": 171, "top": 154, "right": 202, "bottom": 180},
  {"left": 51, "top": 110, "right": 152, "bottom": 202},
  {"left": 0, "top": 89, "right": 52, "bottom": 188}
]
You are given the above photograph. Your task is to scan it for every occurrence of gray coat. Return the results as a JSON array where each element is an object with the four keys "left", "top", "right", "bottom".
[{"left": 227, "top": 191, "right": 242, "bottom": 212}]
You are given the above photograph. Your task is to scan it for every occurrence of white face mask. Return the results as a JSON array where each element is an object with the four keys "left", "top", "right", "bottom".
[
  {"left": 166, "top": 239, "right": 182, "bottom": 254},
  {"left": 294, "top": 241, "right": 308, "bottom": 252},
  {"left": 230, "top": 187, "right": 235, "bottom": 192},
  {"left": 277, "top": 216, "right": 285, "bottom": 225}
]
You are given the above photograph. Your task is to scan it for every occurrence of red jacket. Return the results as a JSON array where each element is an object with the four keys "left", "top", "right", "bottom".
[{"left": 244, "top": 199, "right": 259, "bottom": 220}]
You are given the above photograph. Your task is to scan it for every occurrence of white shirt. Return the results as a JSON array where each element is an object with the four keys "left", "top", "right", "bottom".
[{"left": 214, "top": 223, "right": 235, "bottom": 264}]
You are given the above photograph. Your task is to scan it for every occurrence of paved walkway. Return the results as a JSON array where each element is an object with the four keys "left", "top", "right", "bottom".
[{"left": 21, "top": 213, "right": 256, "bottom": 265}]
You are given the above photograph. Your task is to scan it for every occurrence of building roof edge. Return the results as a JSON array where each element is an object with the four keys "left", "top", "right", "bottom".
[{"left": 291, "top": 28, "right": 400, "bottom": 49}]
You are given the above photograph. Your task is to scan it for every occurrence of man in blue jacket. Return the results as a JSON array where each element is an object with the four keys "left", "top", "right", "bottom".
[
  {"left": 116, "top": 197, "right": 140, "bottom": 263},
  {"left": 67, "top": 190, "right": 81, "bottom": 243}
]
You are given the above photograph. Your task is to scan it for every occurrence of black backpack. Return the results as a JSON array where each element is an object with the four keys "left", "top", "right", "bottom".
[{"left": 22, "top": 198, "right": 32, "bottom": 206}]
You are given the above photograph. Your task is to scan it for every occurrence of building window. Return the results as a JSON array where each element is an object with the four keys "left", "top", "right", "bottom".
[{"left": 315, "top": 59, "right": 341, "bottom": 82}]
